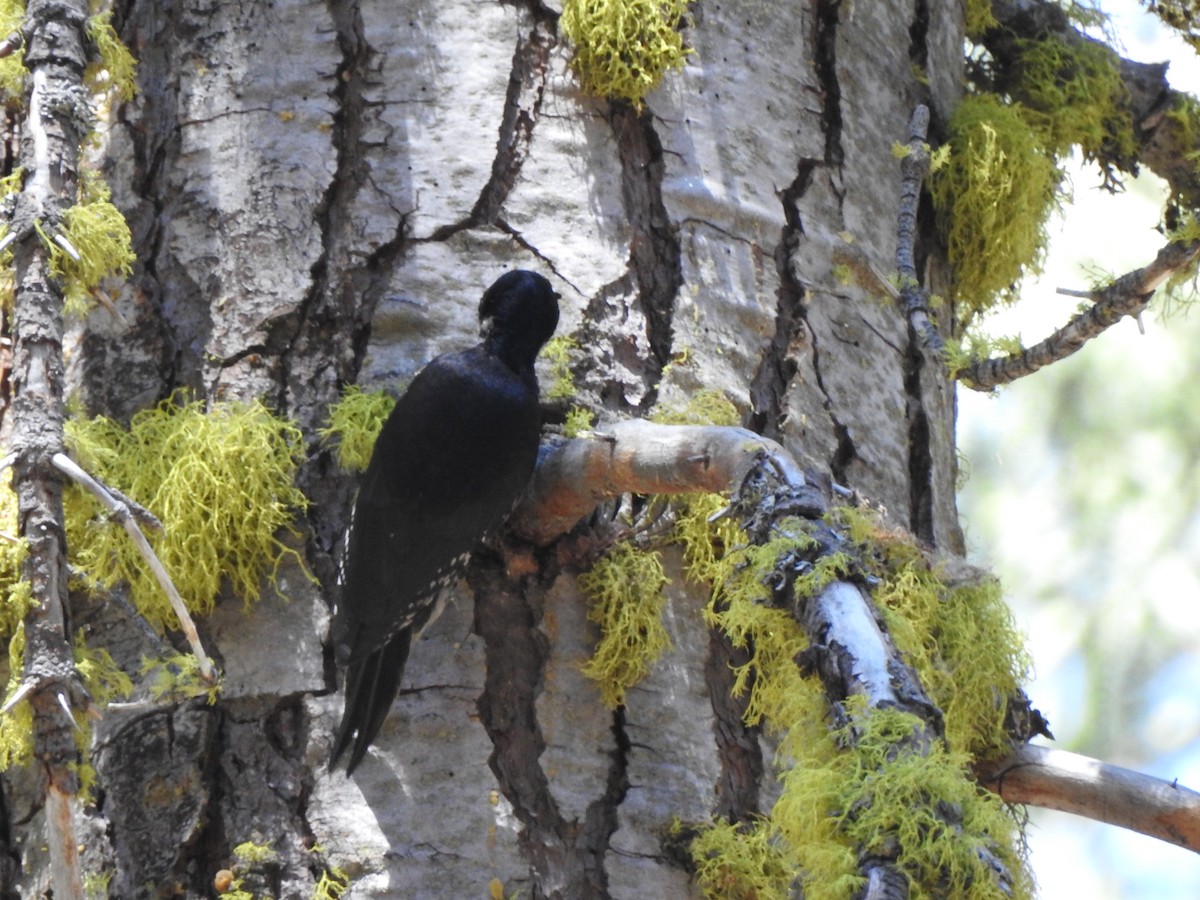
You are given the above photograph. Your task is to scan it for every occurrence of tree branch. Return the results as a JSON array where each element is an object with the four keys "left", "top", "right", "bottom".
[
  {"left": 981, "top": 743, "right": 1200, "bottom": 852},
  {"left": 896, "top": 104, "right": 944, "bottom": 355},
  {"left": 515, "top": 419, "right": 1200, "bottom": 866},
  {"left": 510, "top": 419, "right": 814, "bottom": 546},
  {"left": 960, "top": 232, "right": 1200, "bottom": 390}
]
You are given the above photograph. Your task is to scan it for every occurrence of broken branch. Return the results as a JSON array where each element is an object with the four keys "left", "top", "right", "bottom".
[
  {"left": 960, "top": 233, "right": 1200, "bottom": 390},
  {"left": 51, "top": 452, "right": 215, "bottom": 681}
]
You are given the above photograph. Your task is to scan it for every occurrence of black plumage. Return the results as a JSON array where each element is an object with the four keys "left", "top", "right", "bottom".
[{"left": 330, "top": 270, "right": 560, "bottom": 774}]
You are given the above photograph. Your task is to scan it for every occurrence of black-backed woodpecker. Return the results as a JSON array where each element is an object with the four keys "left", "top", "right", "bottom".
[{"left": 330, "top": 270, "right": 560, "bottom": 774}]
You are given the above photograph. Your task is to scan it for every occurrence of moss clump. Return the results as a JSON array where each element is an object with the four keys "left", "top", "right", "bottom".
[
  {"left": 232, "top": 840, "right": 277, "bottom": 865},
  {"left": 45, "top": 170, "right": 136, "bottom": 316},
  {"left": 1011, "top": 37, "right": 1134, "bottom": 163},
  {"left": 877, "top": 565, "right": 1032, "bottom": 760},
  {"left": 1143, "top": 0, "right": 1200, "bottom": 53},
  {"left": 0, "top": 0, "right": 24, "bottom": 102},
  {"left": 85, "top": 9, "right": 138, "bottom": 102},
  {"left": 312, "top": 866, "right": 350, "bottom": 900},
  {"left": 963, "top": 0, "right": 997, "bottom": 39},
  {"left": 0, "top": 622, "right": 32, "bottom": 770},
  {"left": 563, "top": 405, "right": 595, "bottom": 438},
  {"left": 929, "top": 93, "right": 1062, "bottom": 318},
  {"left": 675, "top": 498, "right": 1035, "bottom": 899},
  {"left": 64, "top": 398, "right": 308, "bottom": 631},
  {"left": 651, "top": 388, "right": 739, "bottom": 427},
  {"left": 140, "top": 651, "right": 222, "bottom": 704},
  {"left": 579, "top": 541, "right": 671, "bottom": 707},
  {"left": 560, "top": 0, "right": 692, "bottom": 107},
  {"left": 773, "top": 704, "right": 1032, "bottom": 900},
  {"left": 540, "top": 334, "right": 579, "bottom": 401},
  {"left": 689, "top": 819, "right": 794, "bottom": 900},
  {"left": 319, "top": 386, "right": 396, "bottom": 473}
]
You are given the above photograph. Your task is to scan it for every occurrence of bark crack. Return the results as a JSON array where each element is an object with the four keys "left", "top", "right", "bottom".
[
  {"left": 606, "top": 102, "right": 681, "bottom": 410},
  {"left": 813, "top": 0, "right": 844, "bottom": 167},
  {"left": 472, "top": 551, "right": 619, "bottom": 899},
  {"left": 426, "top": 11, "right": 555, "bottom": 242},
  {"left": 748, "top": 161, "right": 813, "bottom": 440}
]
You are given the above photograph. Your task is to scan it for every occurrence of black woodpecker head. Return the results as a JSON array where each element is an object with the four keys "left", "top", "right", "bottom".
[
  {"left": 479, "top": 269, "right": 560, "bottom": 374},
  {"left": 329, "top": 269, "right": 560, "bottom": 775}
]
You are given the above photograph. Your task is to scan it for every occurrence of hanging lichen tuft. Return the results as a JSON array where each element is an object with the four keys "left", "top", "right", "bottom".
[
  {"left": 672, "top": 497, "right": 1036, "bottom": 900},
  {"left": 928, "top": 93, "right": 1062, "bottom": 319},
  {"left": 42, "top": 169, "right": 136, "bottom": 316},
  {"left": 560, "top": 0, "right": 692, "bottom": 107},
  {"left": 63, "top": 398, "right": 309, "bottom": 631},
  {"left": 579, "top": 541, "right": 671, "bottom": 707},
  {"left": 319, "top": 385, "right": 396, "bottom": 473}
]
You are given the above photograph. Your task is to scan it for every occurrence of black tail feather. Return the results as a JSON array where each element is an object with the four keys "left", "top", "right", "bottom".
[{"left": 330, "top": 632, "right": 413, "bottom": 774}]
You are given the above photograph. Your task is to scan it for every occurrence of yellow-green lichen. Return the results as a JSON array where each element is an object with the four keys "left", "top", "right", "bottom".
[
  {"left": 141, "top": 651, "right": 222, "bottom": 704},
  {"left": 688, "top": 818, "right": 794, "bottom": 900},
  {"left": 1011, "top": 37, "right": 1134, "bottom": 162},
  {"left": 319, "top": 385, "right": 396, "bottom": 473},
  {"left": 0, "top": 0, "right": 25, "bottom": 101},
  {"left": 0, "top": 622, "right": 32, "bottom": 770},
  {"left": 651, "top": 388, "right": 739, "bottom": 427},
  {"left": 232, "top": 840, "right": 277, "bottom": 865},
  {"left": 579, "top": 541, "right": 671, "bottom": 707},
  {"left": 563, "top": 405, "right": 595, "bottom": 438},
  {"left": 312, "top": 866, "right": 350, "bottom": 900},
  {"left": 929, "top": 93, "right": 1062, "bottom": 318},
  {"left": 963, "top": 0, "right": 997, "bottom": 39},
  {"left": 45, "top": 170, "right": 136, "bottom": 316},
  {"left": 85, "top": 9, "right": 138, "bottom": 102},
  {"left": 877, "top": 565, "right": 1032, "bottom": 760},
  {"left": 560, "top": 0, "right": 692, "bottom": 107},
  {"left": 674, "top": 498, "right": 1034, "bottom": 899},
  {"left": 772, "top": 703, "right": 1032, "bottom": 900},
  {"left": 64, "top": 398, "right": 308, "bottom": 631},
  {"left": 69, "top": 638, "right": 117, "bottom": 806},
  {"left": 540, "top": 334, "right": 579, "bottom": 401}
]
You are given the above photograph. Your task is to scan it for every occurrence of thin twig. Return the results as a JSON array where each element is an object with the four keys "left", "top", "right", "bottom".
[
  {"left": 51, "top": 452, "right": 215, "bottom": 681},
  {"left": 961, "top": 233, "right": 1200, "bottom": 390},
  {"left": 896, "top": 104, "right": 944, "bottom": 354}
]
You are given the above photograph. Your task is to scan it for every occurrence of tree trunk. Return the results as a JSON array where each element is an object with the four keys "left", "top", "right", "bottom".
[{"left": 2, "top": 0, "right": 974, "bottom": 896}]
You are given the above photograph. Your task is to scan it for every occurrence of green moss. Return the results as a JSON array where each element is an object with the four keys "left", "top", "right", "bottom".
[
  {"left": 64, "top": 398, "right": 309, "bottom": 631},
  {"left": 877, "top": 566, "right": 1032, "bottom": 760},
  {"left": 0, "top": 622, "right": 32, "bottom": 770},
  {"left": 319, "top": 385, "right": 396, "bottom": 473},
  {"left": 560, "top": 0, "right": 692, "bottom": 107},
  {"left": 312, "top": 866, "right": 350, "bottom": 900},
  {"left": 674, "top": 498, "right": 1035, "bottom": 899},
  {"left": 563, "top": 405, "right": 595, "bottom": 438},
  {"left": 85, "top": 9, "right": 137, "bottom": 102},
  {"left": 929, "top": 94, "right": 1062, "bottom": 318},
  {"left": 232, "top": 840, "right": 277, "bottom": 865},
  {"left": 540, "top": 334, "right": 579, "bottom": 401},
  {"left": 772, "top": 704, "right": 1032, "bottom": 900},
  {"left": 82, "top": 869, "right": 113, "bottom": 900},
  {"left": 651, "top": 388, "right": 739, "bottom": 427},
  {"left": 688, "top": 818, "right": 794, "bottom": 900},
  {"left": 579, "top": 541, "right": 671, "bottom": 707},
  {"left": 45, "top": 170, "right": 136, "bottom": 316},
  {"left": 141, "top": 651, "right": 222, "bottom": 705},
  {"left": 1011, "top": 37, "right": 1135, "bottom": 162},
  {"left": 0, "top": 0, "right": 25, "bottom": 102},
  {"left": 963, "top": 0, "right": 997, "bottom": 39}
]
